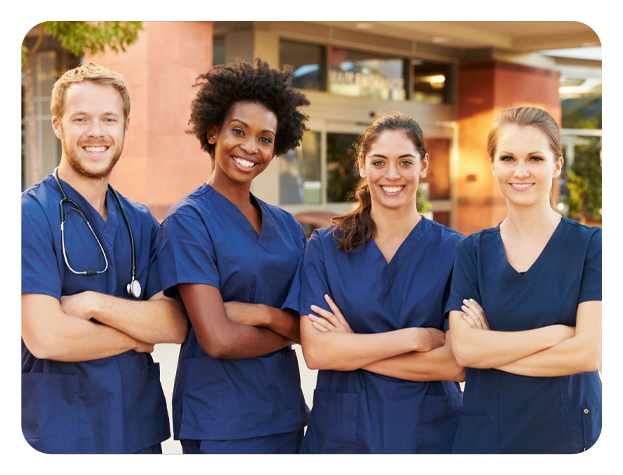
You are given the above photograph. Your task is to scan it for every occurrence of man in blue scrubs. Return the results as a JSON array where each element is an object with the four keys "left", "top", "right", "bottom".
[{"left": 21, "top": 63, "right": 188, "bottom": 454}]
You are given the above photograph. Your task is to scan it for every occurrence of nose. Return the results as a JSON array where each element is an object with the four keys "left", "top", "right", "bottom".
[
  {"left": 86, "top": 121, "right": 105, "bottom": 139},
  {"left": 514, "top": 160, "right": 530, "bottom": 179},
  {"left": 385, "top": 162, "right": 400, "bottom": 180},
  {"left": 240, "top": 137, "right": 258, "bottom": 154}
]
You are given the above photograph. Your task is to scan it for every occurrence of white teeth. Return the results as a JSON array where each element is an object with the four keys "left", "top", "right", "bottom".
[
  {"left": 84, "top": 146, "right": 107, "bottom": 153},
  {"left": 233, "top": 157, "right": 254, "bottom": 168},
  {"left": 381, "top": 186, "right": 403, "bottom": 193},
  {"left": 512, "top": 183, "right": 533, "bottom": 188}
]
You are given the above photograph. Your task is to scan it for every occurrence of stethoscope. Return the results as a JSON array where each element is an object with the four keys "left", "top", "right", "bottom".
[{"left": 53, "top": 167, "right": 142, "bottom": 299}]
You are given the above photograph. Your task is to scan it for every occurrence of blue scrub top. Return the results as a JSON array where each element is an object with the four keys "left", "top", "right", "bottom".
[
  {"left": 445, "top": 216, "right": 602, "bottom": 454},
  {"left": 21, "top": 175, "right": 170, "bottom": 454},
  {"left": 156, "top": 184, "right": 309, "bottom": 441},
  {"left": 288, "top": 218, "right": 464, "bottom": 453}
]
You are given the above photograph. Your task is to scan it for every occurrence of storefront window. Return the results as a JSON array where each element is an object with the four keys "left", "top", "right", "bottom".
[
  {"left": 329, "top": 48, "right": 405, "bottom": 100},
  {"left": 280, "top": 40, "right": 326, "bottom": 91},
  {"left": 280, "top": 131, "right": 322, "bottom": 205},
  {"left": 326, "top": 133, "right": 360, "bottom": 203},
  {"left": 412, "top": 59, "right": 453, "bottom": 104},
  {"left": 213, "top": 36, "right": 225, "bottom": 66}
]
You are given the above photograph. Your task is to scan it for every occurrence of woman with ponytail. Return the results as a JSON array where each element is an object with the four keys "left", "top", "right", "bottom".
[{"left": 286, "top": 111, "right": 465, "bottom": 453}]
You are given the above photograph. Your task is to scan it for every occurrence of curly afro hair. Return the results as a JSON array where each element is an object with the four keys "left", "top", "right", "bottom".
[{"left": 186, "top": 58, "right": 310, "bottom": 158}]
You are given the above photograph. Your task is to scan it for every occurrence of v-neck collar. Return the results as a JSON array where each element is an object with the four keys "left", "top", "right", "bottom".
[
  {"left": 364, "top": 216, "right": 429, "bottom": 287},
  {"left": 494, "top": 216, "right": 565, "bottom": 281},
  {"left": 205, "top": 184, "right": 274, "bottom": 249},
  {"left": 50, "top": 175, "right": 119, "bottom": 246}
]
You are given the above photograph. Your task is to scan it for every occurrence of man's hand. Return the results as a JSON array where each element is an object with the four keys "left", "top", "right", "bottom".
[{"left": 61, "top": 291, "right": 98, "bottom": 320}]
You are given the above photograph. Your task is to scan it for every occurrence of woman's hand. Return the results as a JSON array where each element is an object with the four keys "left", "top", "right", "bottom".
[
  {"left": 308, "top": 294, "right": 353, "bottom": 333},
  {"left": 223, "top": 301, "right": 266, "bottom": 327},
  {"left": 461, "top": 299, "right": 490, "bottom": 330}
]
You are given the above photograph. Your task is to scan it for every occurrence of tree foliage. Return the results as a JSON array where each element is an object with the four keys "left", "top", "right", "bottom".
[
  {"left": 22, "top": 21, "right": 143, "bottom": 68},
  {"left": 562, "top": 137, "right": 602, "bottom": 221}
]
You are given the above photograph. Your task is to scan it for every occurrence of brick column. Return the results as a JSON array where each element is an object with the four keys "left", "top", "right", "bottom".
[
  {"left": 86, "top": 21, "right": 215, "bottom": 221},
  {"left": 457, "top": 59, "right": 561, "bottom": 234}
]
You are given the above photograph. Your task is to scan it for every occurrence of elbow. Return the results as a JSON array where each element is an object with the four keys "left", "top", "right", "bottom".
[
  {"left": 170, "top": 319, "right": 190, "bottom": 345},
  {"left": 451, "top": 365, "right": 466, "bottom": 382},
  {"left": 301, "top": 345, "right": 322, "bottom": 370},
  {"left": 582, "top": 349, "right": 601, "bottom": 374},
  {"left": 22, "top": 330, "right": 57, "bottom": 360},
  {"left": 196, "top": 334, "right": 236, "bottom": 359},
  {"left": 451, "top": 340, "right": 472, "bottom": 368}
]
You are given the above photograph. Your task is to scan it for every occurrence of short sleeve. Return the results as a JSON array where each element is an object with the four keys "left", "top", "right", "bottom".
[
  {"left": 155, "top": 212, "right": 220, "bottom": 299},
  {"left": 280, "top": 221, "right": 309, "bottom": 318},
  {"left": 579, "top": 228, "right": 602, "bottom": 303},
  {"left": 143, "top": 214, "right": 163, "bottom": 300},
  {"left": 22, "top": 203, "right": 62, "bottom": 300},
  {"left": 296, "top": 230, "right": 332, "bottom": 318},
  {"left": 444, "top": 238, "right": 482, "bottom": 316}
]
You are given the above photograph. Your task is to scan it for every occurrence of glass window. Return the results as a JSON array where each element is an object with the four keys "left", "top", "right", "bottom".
[
  {"left": 326, "top": 133, "right": 360, "bottom": 203},
  {"left": 279, "top": 131, "right": 322, "bottom": 205},
  {"left": 213, "top": 36, "right": 225, "bottom": 66},
  {"left": 329, "top": 48, "right": 405, "bottom": 100},
  {"left": 412, "top": 59, "right": 453, "bottom": 104},
  {"left": 280, "top": 40, "right": 326, "bottom": 91}
]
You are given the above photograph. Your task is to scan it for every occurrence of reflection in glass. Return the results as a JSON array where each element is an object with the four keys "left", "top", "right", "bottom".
[
  {"left": 280, "top": 132, "right": 322, "bottom": 205},
  {"left": 329, "top": 48, "right": 405, "bottom": 100},
  {"left": 412, "top": 59, "right": 452, "bottom": 104},
  {"left": 326, "top": 133, "right": 360, "bottom": 203},
  {"left": 280, "top": 40, "right": 326, "bottom": 91},
  {"left": 213, "top": 36, "right": 225, "bottom": 66}
]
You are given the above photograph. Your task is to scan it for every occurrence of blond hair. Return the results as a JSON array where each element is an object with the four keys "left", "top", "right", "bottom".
[
  {"left": 51, "top": 62, "right": 130, "bottom": 119},
  {"left": 487, "top": 107, "right": 563, "bottom": 208}
]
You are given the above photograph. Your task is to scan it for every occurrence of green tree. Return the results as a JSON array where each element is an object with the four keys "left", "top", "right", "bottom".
[
  {"left": 22, "top": 21, "right": 143, "bottom": 186},
  {"left": 563, "top": 137, "right": 602, "bottom": 221}
]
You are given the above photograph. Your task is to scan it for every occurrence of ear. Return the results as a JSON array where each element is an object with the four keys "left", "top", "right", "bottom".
[
  {"left": 419, "top": 153, "right": 429, "bottom": 178},
  {"left": 207, "top": 125, "right": 218, "bottom": 144},
  {"left": 51, "top": 116, "right": 62, "bottom": 140},
  {"left": 553, "top": 156, "right": 564, "bottom": 178},
  {"left": 358, "top": 153, "right": 367, "bottom": 178},
  {"left": 124, "top": 116, "right": 130, "bottom": 137},
  {"left": 490, "top": 158, "right": 496, "bottom": 176}
]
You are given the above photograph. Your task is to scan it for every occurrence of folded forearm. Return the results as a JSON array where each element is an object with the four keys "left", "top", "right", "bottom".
[
  {"left": 86, "top": 293, "right": 188, "bottom": 344},
  {"left": 261, "top": 306, "right": 301, "bottom": 344},
  {"left": 363, "top": 344, "right": 465, "bottom": 382}
]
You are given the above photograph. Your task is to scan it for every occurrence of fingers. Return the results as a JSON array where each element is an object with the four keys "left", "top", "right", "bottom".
[
  {"left": 462, "top": 314, "right": 478, "bottom": 329},
  {"left": 308, "top": 314, "right": 333, "bottom": 332},
  {"left": 324, "top": 295, "right": 352, "bottom": 330},
  {"left": 461, "top": 299, "right": 489, "bottom": 329},
  {"left": 310, "top": 304, "right": 340, "bottom": 327}
]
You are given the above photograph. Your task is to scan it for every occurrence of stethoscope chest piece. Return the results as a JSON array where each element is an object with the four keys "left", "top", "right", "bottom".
[{"left": 127, "top": 279, "right": 142, "bottom": 299}]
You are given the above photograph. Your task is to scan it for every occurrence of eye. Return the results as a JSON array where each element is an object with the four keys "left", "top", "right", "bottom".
[
  {"left": 104, "top": 118, "right": 117, "bottom": 123},
  {"left": 74, "top": 118, "right": 86, "bottom": 123},
  {"left": 259, "top": 136, "right": 273, "bottom": 144},
  {"left": 232, "top": 127, "right": 244, "bottom": 136},
  {"left": 371, "top": 160, "right": 385, "bottom": 167},
  {"left": 499, "top": 155, "right": 514, "bottom": 162},
  {"left": 529, "top": 156, "right": 544, "bottom": 162},
  {"left": 400, "top": 160, "right": 414, "bottom": 167}
]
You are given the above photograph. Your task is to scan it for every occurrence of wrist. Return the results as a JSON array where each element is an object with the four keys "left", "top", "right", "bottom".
[
  {"left": 258, "top": 304, "right": 273, "bottom": 327},
  {"left": 83, "top": 291, "right": 101, "bottom": 321}
]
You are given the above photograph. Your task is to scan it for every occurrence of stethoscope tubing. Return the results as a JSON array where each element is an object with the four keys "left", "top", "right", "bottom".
[{"left": 52, "top": 167, "right": 140, "bottom": 298}]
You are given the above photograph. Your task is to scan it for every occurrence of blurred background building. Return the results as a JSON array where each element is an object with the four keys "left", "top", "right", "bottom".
[{"left": 22, "top": 21, "right": 602, "bottom": 234}]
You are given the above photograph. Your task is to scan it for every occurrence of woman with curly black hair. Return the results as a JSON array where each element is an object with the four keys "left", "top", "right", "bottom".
[{"left": 155, "top": 58, "right": 311, "bottom": 454}]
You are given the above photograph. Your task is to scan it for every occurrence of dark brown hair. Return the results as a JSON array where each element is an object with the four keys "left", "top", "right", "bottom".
[
  {"left": 331, "top": 111, "right": 427, "bottom": 252},
  {"left": 186, "top": 58, "right": 310, "bottom": 158},
  {"left": 487, "top": 106, "right": 563, "bottom": 208}
]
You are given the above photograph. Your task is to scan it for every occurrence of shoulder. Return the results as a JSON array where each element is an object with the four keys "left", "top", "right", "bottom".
[
  {"left": 256, "top": 196, "right": 306, "bottom": 238},
  {"left": 22, "top": 176, "right": 57, "bottom": 221},
  {"left": 163, "top": 185, "right": 212, "bottom": 222},
  {"left": 423, "top": 217, "right": 464, "bottom": 243},
  {"left": 454, "top": 226, "right": 499, "bottom": 254},
  {"left": 559, "top": 216, "right": 601, "bottom": 256}
]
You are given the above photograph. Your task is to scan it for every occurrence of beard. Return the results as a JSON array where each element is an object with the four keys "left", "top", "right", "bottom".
[{"left": 62, "top": 133, "right": 124, "bottom": 180}]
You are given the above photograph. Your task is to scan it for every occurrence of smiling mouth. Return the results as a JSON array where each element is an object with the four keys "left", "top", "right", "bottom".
[
  {"left": 233, "top": 157, "right": 256, "bottom": 169},
  {"left": 509, "top": 183, "right": 534, "bottom": 190},
  {"left": 381, "top": 185, "right": 404, "bottom": 194},
  {"left": 83, "top": 146, "right": 109, "bottom": 153}
]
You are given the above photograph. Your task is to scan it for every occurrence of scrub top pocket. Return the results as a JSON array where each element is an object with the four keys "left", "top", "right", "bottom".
[
  {"left": 138, "top": 363, "right": 170, "bottom": 444},
  {"left": 422, "top": 392, "right": 463, "bottom": 454},
  {"left": 302, "top": 390, "right": 359, "bottom": 454},
  {"left": 568, "top": 403, "right": 602, "bottom": 453},
  {"left": 452, "top": 413, "right": 492, "bottom": 454},
  {"left": 22, "top": 373, "right": 80, "bottom": 453}
]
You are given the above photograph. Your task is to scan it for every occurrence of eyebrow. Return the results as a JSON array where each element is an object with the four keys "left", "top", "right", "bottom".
[
  {"left": 70, "top": 111, "right": 121, "bottom": 117},
  {"left": 499, "top": 151, "right": 545, "bottom": 156},
  {"left": 369, "top": 153, "right": 418, "bottom": 159},
  {"left": 230, "top": 118, "right": 276, "bottom": 135}
]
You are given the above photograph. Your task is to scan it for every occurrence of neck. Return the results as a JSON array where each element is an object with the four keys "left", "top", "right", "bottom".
[
  {"left": 57, "top": 159, "right": 110, "bottom": 218},
  {"left": 502, "top": 197, "right": 561, "bottom": 238},
  {"left": 371, "top": 202, "right": 421, "bottom": 241},
  {"left": 207, "top": 170, "right": 253, "bottom": 208}
]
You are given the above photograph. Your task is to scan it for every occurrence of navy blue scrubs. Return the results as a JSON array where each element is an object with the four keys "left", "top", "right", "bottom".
[
  {"left": 21, "top": 175, "right": 170, "bottom": 454},
  {"left": 289, "top": 218, "right": 464, "bottom": 453},
  {"left": 445, "top": 217, "right": 602, "bottom": 453},
  {"left": 155, "top": 184, "right": 309, "bottom": 454}
]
